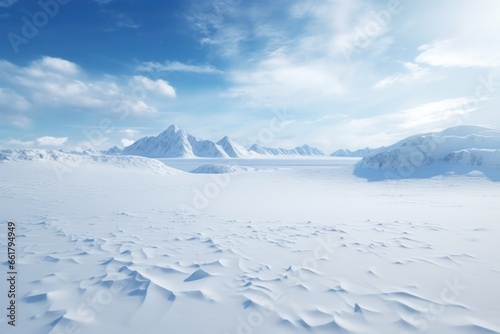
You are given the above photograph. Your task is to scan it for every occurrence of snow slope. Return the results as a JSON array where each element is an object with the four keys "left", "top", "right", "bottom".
[
  {"left": 249, "top": 143, "right": 326, "bottom": 157},
  {"left": 355, "top": 125, "right": 500, "bottom": 180},
  {"left": 122, "top": 125, "right": 229, "bottom": 158},
  {"left": 0, "top": 149, "right": 181, "bottom": 175}
]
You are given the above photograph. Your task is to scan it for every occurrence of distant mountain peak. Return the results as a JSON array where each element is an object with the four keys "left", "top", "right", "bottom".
[{"left": 248, "top": 143, "right": 325, "bottom": 157}]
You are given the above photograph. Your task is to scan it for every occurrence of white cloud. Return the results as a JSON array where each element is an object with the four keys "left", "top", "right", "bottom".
[
  {"left": 0, "top": 56, "right": 173, "bottom": 117},
  {"left": 36, "top": 57, "right": 80, "bottom": 76},
  {"left": 0, "top": 88, "right": 32, "bottom": 127},
  {"left": 416, "top": 39, "right": 500, "bottom": 68},
  {"left": 326, "top": 97, "right": 479, "bottom": 148},
  {"left": 132, "top": 76, "right": 176, "bottom": 98},
  {"left": 36, "top": 136, "right": 68, "bottom": 146},
  {"left": 0, "top": 88, "right": 30, "bottom": 111},
  {"left": 415, "top": 1, "right": 500, "bottom": 68},
  {"left": 120, "top": 129, "right": 139, "bottom": 137},
  {"left": 374, "top": 62, "right": 431, "bottom": 89},
  {"left": 137, "top": 61, "right": 222, "bottom": 74},
  {"left": 121, "top": 138, "right": 135, "bottom": 148},
  {"left": 225, "top": 53, "right": 347, "bottom": 107},
  {"left": 0, "top": 139, "right": 35, "bottom": 149}
]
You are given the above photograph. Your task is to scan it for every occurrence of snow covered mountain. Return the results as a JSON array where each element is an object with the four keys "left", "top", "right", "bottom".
[
  {"left": 217, "top": 136, "right": 255, "bottom": 158},
  {"left": 249, "top": 144, "right": 326, "bottom": 157},
  {"left": 122, "top": 125, "right": 229, "bottom": 158},
  {"left": 103, "top": 146, "right": 122, "bottom": 155},
  {"left": 112, "top": 125, "right": 327, "bottom": 158},
  {"left": 355, "top": 125, "right": 500, "bottom": 178},
  {"left": 331, "top": 147, "right": 381, "bottom": 157}
]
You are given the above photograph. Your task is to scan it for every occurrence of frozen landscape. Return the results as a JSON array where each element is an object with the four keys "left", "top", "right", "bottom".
[
  {"left": 1, "top": 1, "right": 499, "bottom": 333},
  {"left": 1, "top": 125, "right": 500, "bottom": 334}
]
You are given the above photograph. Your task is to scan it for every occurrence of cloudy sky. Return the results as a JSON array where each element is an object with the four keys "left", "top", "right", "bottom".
[{"left": 0, "top": 0, "right": 499, "bottom": 152}]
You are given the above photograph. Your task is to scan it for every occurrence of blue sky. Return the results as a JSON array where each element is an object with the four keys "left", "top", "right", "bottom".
[{"left": 0, "top": 0, "right": 499, "bottom": 152}]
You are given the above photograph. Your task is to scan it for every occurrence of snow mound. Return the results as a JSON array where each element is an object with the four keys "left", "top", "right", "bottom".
[
  {"left": 190, "top": 164, "right": 257, "bottom": 174},
  {"left": 0, "top": 149, "right": 181, "bottom": 174},
  {"left": 355, "top": 125, "right": 500, "bottom": 180}
]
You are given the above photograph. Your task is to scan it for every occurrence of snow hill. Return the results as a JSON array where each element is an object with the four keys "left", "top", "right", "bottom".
[
  {"left": 0, "top": 149, "right": 181, "bottom": 175},
  {"left": 249, "top": 143, "right": 326, "bottom": 157},
  {"left": 355, "top": 125, "right": 500, "bottom": 179},
  {"left": 331, "top": 147, "right": 381, "bottom": 157}
]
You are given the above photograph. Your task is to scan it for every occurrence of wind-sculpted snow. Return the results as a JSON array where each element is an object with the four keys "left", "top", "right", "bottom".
[
  {"left": 1, "top": 157, "right": 500, "bottom": 333},
  {"left": 355, "top": 125, "right": 500, "bottom": 180}
]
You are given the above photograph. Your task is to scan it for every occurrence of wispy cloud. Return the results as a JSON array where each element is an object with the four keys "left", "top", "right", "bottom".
[
  {"left": 415, "top": 1, "right": 500, "bottom": 68},
  {"left": 100, "top": 10, "right": 140, "bottom": 31},
  {"left": 374, "top": 62, "right": 431, "bottom": 89},
  {"left": 416, "top": 39, "right": 500, "bottom": 68},
  {"left": 0, "top": 88, "right": 32, "bottom": 128},
  {"left": 36, "top": 136, "right": 68, "bottom": 146},
  {"left": 94, "top": 0, "right": 113, "bottom": 4},
  {"left": 132, "top": 76, "right": 176, "bottom": 98},
  {"left": 325, "top": 97, "right": 479, "bottom": 149},
  {"left": 0, "top": 0, "right": 17, "bottom": 8},
  {"left": 137, "top": 61, "right": 222, "bottom": 74},
  {"left": 0, "top": 139, "right": 35, "bottom": 149}
]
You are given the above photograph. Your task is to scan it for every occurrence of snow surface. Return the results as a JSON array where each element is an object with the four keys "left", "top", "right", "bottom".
[
  {"left": 190, "top": 164, "right": 259, "bottom": 174},
  {"left": 355, "top": 125, "right": 500, "bottom": 180},
  {"left": 1, "top": 154, "right": 500, "bottom": 334}
]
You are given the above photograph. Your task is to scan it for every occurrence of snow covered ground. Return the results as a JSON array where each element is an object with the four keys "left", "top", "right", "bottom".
[{"left": 1, "top": 153, "right": 499, "bottom": 334}]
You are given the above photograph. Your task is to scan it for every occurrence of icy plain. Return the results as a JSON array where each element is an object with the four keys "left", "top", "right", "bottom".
[{"left": 0, "top": 153, "right": 499, "bottom": 334}]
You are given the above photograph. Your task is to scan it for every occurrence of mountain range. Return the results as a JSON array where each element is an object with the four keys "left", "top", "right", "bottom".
[{"left": 109, "top": 125, "right": 328, "bottom": 158}]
